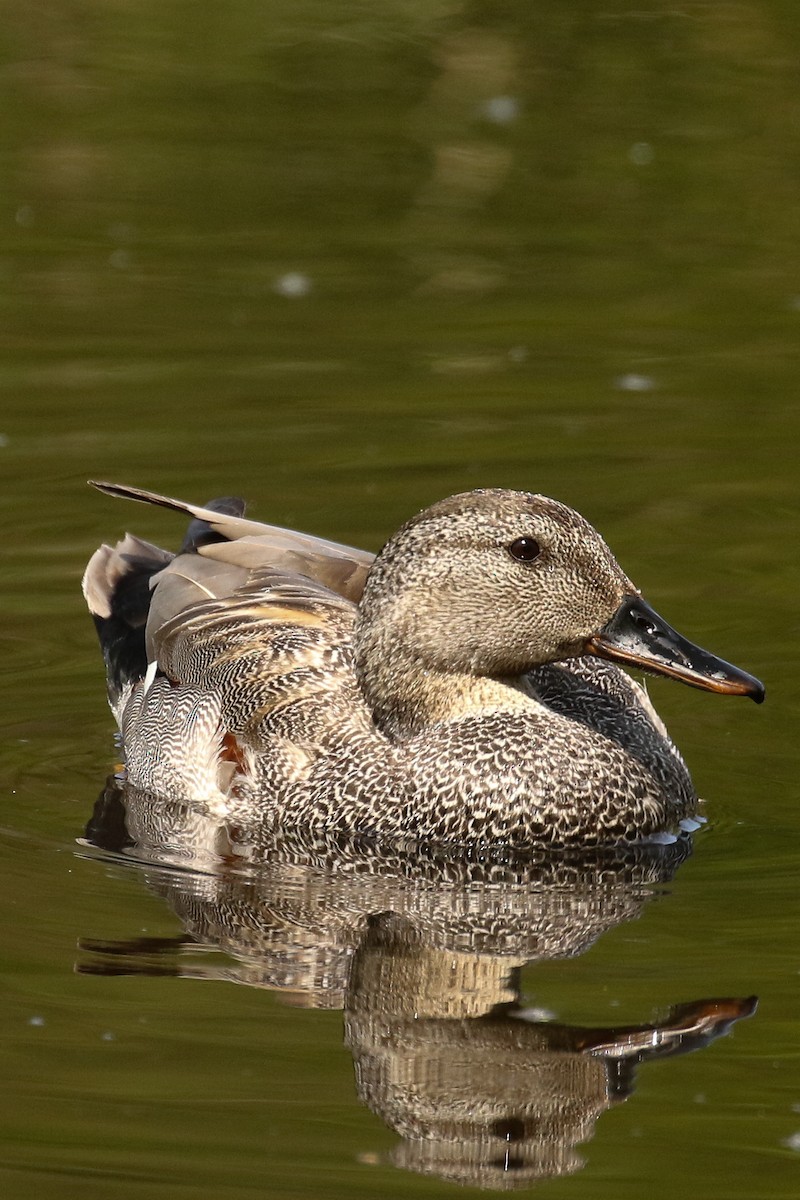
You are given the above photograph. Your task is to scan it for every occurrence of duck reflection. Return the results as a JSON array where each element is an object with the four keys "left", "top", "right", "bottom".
[
  {"left": 346, "top": 918, "right": 754, "bottom": 1187},
  {"left": 81, "top": 779, "right": 756, "bottom": 1189}
]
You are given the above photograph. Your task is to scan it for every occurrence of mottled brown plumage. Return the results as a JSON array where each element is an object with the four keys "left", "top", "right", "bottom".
[{"left": 83, "top": 482, "right": 763, "bottom": 849}]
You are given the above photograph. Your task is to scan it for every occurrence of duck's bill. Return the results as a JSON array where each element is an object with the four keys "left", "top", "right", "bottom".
[{"left": 585, "top": 595, "right": 765, "bottom": 703}]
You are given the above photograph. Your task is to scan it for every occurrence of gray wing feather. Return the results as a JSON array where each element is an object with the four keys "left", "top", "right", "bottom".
[{"left": 90, "top": 480, "right": 373, "bottom": 590}]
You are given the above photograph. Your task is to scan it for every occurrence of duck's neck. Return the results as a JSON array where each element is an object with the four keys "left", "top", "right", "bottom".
[{"left": 353, "top": 615, "right": 541, "bottom": 738}]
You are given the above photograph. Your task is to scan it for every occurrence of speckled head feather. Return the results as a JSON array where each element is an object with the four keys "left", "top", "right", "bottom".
[
  {"left": 362, "top": 491, "right": 633, "bottom": 661},
  {"left": 354, "top": 490, "right": 635, "bottom": 731}
]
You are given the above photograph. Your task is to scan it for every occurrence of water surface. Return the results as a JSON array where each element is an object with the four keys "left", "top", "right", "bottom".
[{"left": 1, "top": 4, "right": 797, "bottom": 1198}]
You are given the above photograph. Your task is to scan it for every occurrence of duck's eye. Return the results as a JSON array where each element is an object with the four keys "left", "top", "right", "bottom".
[{"left": 508, "top": 537, "right": 541, "bottom": 563}]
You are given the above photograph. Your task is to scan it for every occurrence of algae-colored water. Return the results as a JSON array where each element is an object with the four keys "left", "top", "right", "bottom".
[{"left": 1, "top": 5, "right": 797, "bottom": 1198}]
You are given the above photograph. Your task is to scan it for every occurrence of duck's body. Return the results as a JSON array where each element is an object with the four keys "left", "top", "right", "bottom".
[{"left": 83, "top": 483, "right": 763, "bottom": 849}]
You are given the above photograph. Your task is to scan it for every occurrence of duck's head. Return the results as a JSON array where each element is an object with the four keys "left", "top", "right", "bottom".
[{"left": 355, "top": 489, "right": 763, "bottom": 704}]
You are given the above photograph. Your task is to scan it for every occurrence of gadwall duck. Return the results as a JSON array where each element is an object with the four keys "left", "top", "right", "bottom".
[{"left": 83, "top": 482, "right": 763, "bottom": 849}]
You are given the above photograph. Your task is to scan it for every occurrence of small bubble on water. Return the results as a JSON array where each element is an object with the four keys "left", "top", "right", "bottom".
[
  {"left": 109, "top": 249, "right": 131, "bottom": 271},
  {"left": 509, "top": 1005, "right": 556, "bottom": 1023},
  {"left": 629, "top": 142, "right": 654, "bottom": 166},
  {"left": 615, "top": 373, "right": 655, "bottom": 392},
  {"left": 782, "top": 1132, "right": 800, "bottom": 1151},
  {"left": 481, "top": 95, "right": 519, "bottom": 125},
  {"left": 28, "top": 1015, "right": 46, "bottom": 1027},
  {"left": 15, "top": 205, "right": 35, "bottom": 228},
  {"left": 101, "top": 1031, "right": 116, "bottom": 1042},
  {"left": 0, "top": 433, "right": 8, "bottom": 448},
  {"left": 274, "top": 272, "right": 311, "bottom": 298}
]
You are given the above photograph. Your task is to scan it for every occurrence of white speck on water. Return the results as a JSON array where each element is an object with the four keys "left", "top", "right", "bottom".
[
  {"left": 615, "top": 373, "right": 655, "bottom": 392},
  {"left": 782, "top": 1131, "right": 800, "bottom": 1151},
  {"left": 508, "top": 344, "right": 529, "bottom": 363},
  {"left": 15, "top": 205, "right": 35, "bottom": 227},
  {"left": 510, "top": 1005, "right": 557, "bottom": 1023},
  {"left": 481, "top": 95, "right": 520, "bottom": 124},
  {"left": 694, "top": 1093, "right": 707, "bottom": 1104},
  {"left": 109, "top": 249, "right": 131, "bottom": 270},
  {"left": 101, "top": 1031, "right": 116, "bottom": 1042},
  {"left": 629, "top": 142, "right": 654, "bottom": 166},
  {"left": 28, "top": 1015, "right": 46, "bottom": 1027},
  {"left": 274, "top": 272, "right": 311, "bottom": 298},
  {"left": 0, "top": 433, "right": 8, "bottom": 448}
]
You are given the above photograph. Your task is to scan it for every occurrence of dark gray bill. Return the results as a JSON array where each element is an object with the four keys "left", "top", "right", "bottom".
[{"left": 585, "top": 595, "right": 765, "bottom": 703}]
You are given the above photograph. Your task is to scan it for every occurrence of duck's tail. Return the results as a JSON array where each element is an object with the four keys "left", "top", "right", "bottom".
[
  {"left": 83, "top": 489, "right": 248, "bottom": 708},
  {"left": 83, "top": 534, "right": 171, "bottom": 708}
]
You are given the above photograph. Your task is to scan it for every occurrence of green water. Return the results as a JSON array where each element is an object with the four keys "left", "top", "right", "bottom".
[{"left": 1, "top": 3, "right": 798, "bottom": 1197}]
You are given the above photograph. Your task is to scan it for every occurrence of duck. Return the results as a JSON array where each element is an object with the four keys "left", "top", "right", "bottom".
[{"left": 82, "top": 482, "right": 764, "bottom": 850}]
